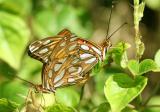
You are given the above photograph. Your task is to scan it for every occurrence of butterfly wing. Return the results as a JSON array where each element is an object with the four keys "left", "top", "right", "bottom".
[
  {"left": 41, "top": 34, "right": 103, "bottom": 91},
  {"left": 28, "top": 29, "right": 72, "bottom": 63}
]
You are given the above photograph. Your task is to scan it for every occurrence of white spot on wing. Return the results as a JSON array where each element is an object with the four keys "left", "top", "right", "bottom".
[
  {"left": 54, "top": 80, "right": 64, "bottom": 88},
  {"left": 43, "top": 40, "right": 51, "bottom": 45},
  {"left": 60, "top": 42, "right": 66, "bottom": 46},
  {"left": 80, "top": 53, "right": 93, "bottom": 59},
  {"left": 29, "top": 45, "right": 35, "bottom": 51},
  {"left": 81, "top": 45, "right": 89, "bottom": 50},
  {"left": 77, "top": 67, "right": 82, "bottom": 73},
  {"left": 59, "top": 58, "right": 67, "bottom": 63},
  {"left": 54, "top": 70, "right": 65, "bottom": 83},
  {"left": 72, "top": 58, "right": 79, "bottom": 64},
  {"left": 91, "top": 46, "right": 101, "bottom": 55},
  {"left": 68, "top": 78, "right": 75, "bottom": 82},
  {"left": 85, "top": 57, "right": 97, "bottom": 64},
  {"left": 69, "top": 44, "right": 77, "bottom": 51},
  {"left": 54, "top": 64, "right": 62, "bottom": 72},
  {"left": 39, "top": 48, "right": 48, "bottom": 54},
  {"left": 31, "top": 47, "right": 39, "bottom": 52},
  {"left": 69, "top": 67, "right": 77, "bottom": 73}
]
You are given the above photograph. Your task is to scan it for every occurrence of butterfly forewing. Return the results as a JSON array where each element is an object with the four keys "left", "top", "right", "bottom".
[{"left": 28, "top": 29, "right": 72, "bottom": 63}]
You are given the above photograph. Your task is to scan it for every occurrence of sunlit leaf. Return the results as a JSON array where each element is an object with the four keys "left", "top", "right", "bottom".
[
  {"left": 146, "top": 0, "right": 160, "bottom": 11},
  {"left": 0, "top": 0, "right": 32, "bottom": 16},
  {"left": 0, "top": 11, "right": 30, "bottom": 69},
  {"left": 104, "top": 73, "right": 147, "bottom": 112},
  {"left": 139, "top": 59, "right": 157, "bottom": 75},
  {"left": 0, "top": 81, "right": 28, "bottom": 104},
  {"left": 110, "top": 42, "right": 130, "bottom": 68},
  {"left": 46, "top": 103, "right": 76, "bottom": 112},
  {"left": 0, "top": 98, "right": 19, "bottom": 112},
  {"left": 128, "top": 60, "right": 139, "bottom": 76},
  {"left": 155, "top": 49, "right": 160, "bottom": 67},
  {"left": 122, "top": 106, "right": 138, "bottom": 112},
  {"left": 55, "top": 87, "right": 80, "bottom": 107}
]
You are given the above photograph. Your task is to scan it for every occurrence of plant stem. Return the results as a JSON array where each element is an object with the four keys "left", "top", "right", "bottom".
[{"left": 133, "top": 0, "right": 145, "bottom": 60}]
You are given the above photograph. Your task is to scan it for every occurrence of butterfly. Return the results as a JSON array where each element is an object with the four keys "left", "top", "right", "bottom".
[{"left": 28, "top": 29, "right": 111, "bottom": 93}]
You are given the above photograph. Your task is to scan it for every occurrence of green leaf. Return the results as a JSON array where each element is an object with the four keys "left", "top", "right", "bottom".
[
  {"left": 155, "top": 49, "right": 160, "bottom": 67},
  {"left": 122, "top": 106, "right": 138, "bottom": 112},
  {"left": 0, "top": 0, "right": 32, "bottom": 16},
  {"left": 0, "top": 81, "right": 28, "bottom": 104},
  {"left": 46, "top": 103, "right": 76, "bottom": 112},
  {"left": 0, "top": 98, "right": 19, "bottom": 112},
  {"left": 104, "top": 73, "right": 147, "bottom": 112},
  {"left": 128, "top": 60, "right": 139, "bottom": 76},
  {"left": 146, "top": 0, "right": 160, "bottom": 11},
  {"left": 139, "top": 59, "right": 158, "bottom": 75},
  {"left": 0, "top": 11, "right": 30, "bottom": 69},
  {"left": 55, "top": 87, "right": 80, "bottom": 107},
  {"left": 96, "top": 102, "right": 111, "bottom": 112},
  {"left": 111, "top": 42, "right": 130, "bottom": 68}
]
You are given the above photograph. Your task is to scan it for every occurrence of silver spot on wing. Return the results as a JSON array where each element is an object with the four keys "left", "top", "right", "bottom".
[
  {"left": 29, "top": 45, "right": 35, "bottom": 51},
  {"left": 39, "top": 48, "right": 48, "bottom": 54},
  {"left": 54, "top": 80, "right": 64, "bottom": 88},
  {"left": 54, "top": 64, "right": 62, "bottom": 72},
  {"left": 43, "top": 40, "right": 51, "bottom": 45},
  {"left": 60, "top": 42, "right": 66, "bottom": 47},
  {"left": 69, "top": 44, "right": 77, "bottom": 51},
  {"left": 91, "top": 46, "right": 101, "bottom": 55},
  {"left": 81, "top": 45, "right": 89, "bottom": 50},
  {"left": 59, "top": 58, "right": 67, "bottom": 63},
  {"left": 68, "top": 78, "right": 75, "bottom": 83},
  {"left": 69, "top": 67, "right": 77, "bottom": 73},
  {"left": 85, "top": 57, "right": 97, "bottom": 64},
  {"left": 80, "top": 53, "right": 93, "bottom": 59},
  {"left": 54, "top": 70, "right": 65, "bottom": 83}
]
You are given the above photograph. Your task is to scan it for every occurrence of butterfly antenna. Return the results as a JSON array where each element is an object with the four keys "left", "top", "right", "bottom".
[
  {"left": 107, "top": 22, "right": 127, "bottom": 39},
  {"left": 14, "top": 75, "right": 35, "bottom": 87},
  {"left": 106, "top": 5, "right": 113, "bottom": 38}
]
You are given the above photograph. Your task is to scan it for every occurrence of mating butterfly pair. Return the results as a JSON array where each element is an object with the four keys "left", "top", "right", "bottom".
[{"left": 28, "top": 29, "right": 111, "bottom": 93}]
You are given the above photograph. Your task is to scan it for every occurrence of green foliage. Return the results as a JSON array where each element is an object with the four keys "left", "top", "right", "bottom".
[
  {"left": 128, "top": 59, "right": 159, "bottom": 76},
  {"left": 46, "top": 103, "right": 76, "bottom": 112},
  {"left": 0, "top": 11, "right": 30, "bottom": 69},
  {"left": 55, "top": 87, "right": 80, "bottom": 107},
  {"left": 0, "top": 98, "right": 19, "bottom": 112},
  {"left": 155, "top": 49, "right": 160, "bottom": 67},
  {"left": 95, "top": 102, "right": 111, "bottom": 112},
  {"left": 0, "top": 81, "right": 28, "bottom": 104},
  {"left": 108, "top": 42, "right": 130, "bottom": 68},
  {"left": 104, "top": 73, "right": 147, "bottom": 112}
]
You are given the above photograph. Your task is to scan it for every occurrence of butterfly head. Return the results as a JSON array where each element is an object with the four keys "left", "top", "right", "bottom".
[
  {"left": 102, "top": 38, "right": 112, "bottom": 61},
  {"left": 34, "top": 85, "right": 55, "bottom": 93}
]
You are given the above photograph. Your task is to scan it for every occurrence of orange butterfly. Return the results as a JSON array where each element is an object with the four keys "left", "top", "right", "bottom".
[{"left": 28, "top": 29, "right": 111, "bottom": 93}]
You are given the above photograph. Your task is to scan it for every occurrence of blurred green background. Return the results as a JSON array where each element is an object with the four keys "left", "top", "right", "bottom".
[{"left": 0, "top": 0, "right": 160, "bottom": 112}]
